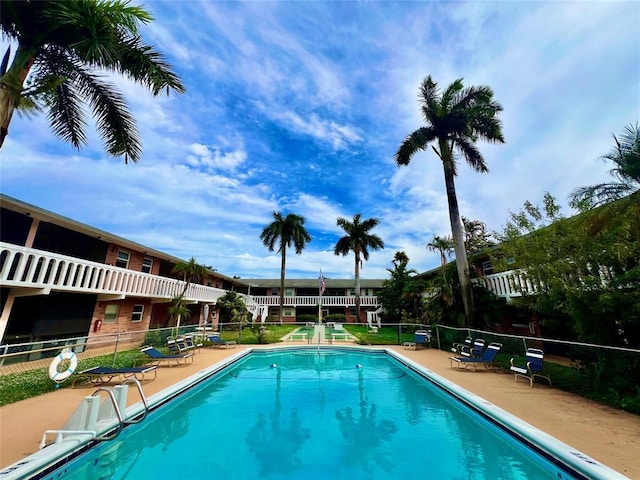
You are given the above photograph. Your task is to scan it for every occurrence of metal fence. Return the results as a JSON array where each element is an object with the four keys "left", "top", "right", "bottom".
[{"left": 1, "top": 322, "right": 638, "bottom": 378}]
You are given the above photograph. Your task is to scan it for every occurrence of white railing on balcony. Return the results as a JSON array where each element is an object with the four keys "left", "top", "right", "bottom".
[
  {"left": 477, "top": 270, "right": 540, "bottom": 298},
  {"left": 0, "top": 242, "right": 225, "bottom": 304},
  {"left": 250, "top": 295, "right": 379, "bottom": 307}
]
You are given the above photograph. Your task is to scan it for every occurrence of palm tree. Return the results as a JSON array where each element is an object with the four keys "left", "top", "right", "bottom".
[
  {"left": 334, "top": 214, "right": 384, "bottom": 323},
  {"left": 392, "top": 251, "right": 409, "bottom": 267},
  {"left": 570, "top": 123, "right": 640, "bottom": 209},
  {"left": 0, "top": 0, "right": 185, "bottom": 161},
  {"left": 260, "top": 212, "right": 311, "bottom": 324},
  {"left": 427, "top": 235, "right": 454, "bottom": 270},
  {"left": 395, "top": 76, "right": 505, "bottom": 325},
  {"left": 462, "top": 217, "right": 495, "bottom": 253},
  {"left": 170, "top": 257, "right": 208, "bottom": 331}
]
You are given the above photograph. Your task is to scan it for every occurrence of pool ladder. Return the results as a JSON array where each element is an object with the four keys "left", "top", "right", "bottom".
[{"left": 40, "top": 377, "right": 149, "bottom": 448}]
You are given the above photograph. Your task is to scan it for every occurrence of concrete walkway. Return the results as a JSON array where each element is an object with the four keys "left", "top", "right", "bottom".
[{"left": 0, "top": 345, "right": 638, "bottom": 478}]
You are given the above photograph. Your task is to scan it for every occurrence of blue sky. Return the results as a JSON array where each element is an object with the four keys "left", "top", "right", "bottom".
[{"left": 1, "top": 1, "right": 639, "bottom": 280}]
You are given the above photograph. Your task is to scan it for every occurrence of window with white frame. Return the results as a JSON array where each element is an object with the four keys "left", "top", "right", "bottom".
[
  {"left": 116, "top": 250, "right": 130, "bottom": 268},
  {"left": 283, "top": 307, "right": 294, "bottom": 316},
  {"left": 271, "top": 287, "right": 279, "bottom": 295},
  {"left": 482, "top": 261, "right": 494, "bottom": 276},
  {"left": 284, "top": 288, "right": 294, "bottom": 297},
  {"left": 104, "top": 304, "right": 119, "bottom": 323},
  {"left": 141, "top": 257, "right": 153, "bottom": 274},
  {"left": 131, "top": 304, "right": 144, "bottom": 322}
]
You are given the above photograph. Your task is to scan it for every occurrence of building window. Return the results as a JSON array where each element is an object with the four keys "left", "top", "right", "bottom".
[
  {"left": 284, "top": 288, "right": 294, "bottom": 297},
  {"left": 142, "top": 257, "right": 153, "bottom": 274},
  {"left": 482, "top": 261, "right": 494, "bottom": 276},
  {"left": 348, "top": 289, "right": 355, "bottom": 296},
  {"left": 116, "top": 250, "right": 130, "bottom": 268},
  {"left": 104, "top": 304, "right": 119, "bottom": 323},
  {"left": 271, "top": 288, "right": 279, "bottom": 296},
  {"left": 131, "top": 304, "right": 144, "bottom": 322},
  {"left": 283, "top": 307, "right": 294, "bottom": 316}
]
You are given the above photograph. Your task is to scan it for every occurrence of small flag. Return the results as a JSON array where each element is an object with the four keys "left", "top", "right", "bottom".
[{"left": 319, "top": 270, "right": 326, "bottom": 296}]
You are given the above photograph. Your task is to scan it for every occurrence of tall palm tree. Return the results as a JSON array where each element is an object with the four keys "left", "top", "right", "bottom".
[
  {"left": 427, "top": 235, "right": 454, "bottom": 270},
  {"left": 0, "top": 0, "right": 185, "bottom": 161},
  {"left": 395, "top": 76, "right": 505, "bottom": 325},
  {"left": 570, "top": 123, "right": 640, "bottom": 209},
  {"left": 334, "top": 214, "right": 384, "bottom": 323},
  {"left": 260, "top": 212, "right": 311, "bottom": 324}
]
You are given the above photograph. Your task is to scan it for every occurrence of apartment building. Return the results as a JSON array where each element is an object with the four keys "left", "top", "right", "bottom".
[{"left": 0, "top": 195, "right": 384, "bottom": 345}]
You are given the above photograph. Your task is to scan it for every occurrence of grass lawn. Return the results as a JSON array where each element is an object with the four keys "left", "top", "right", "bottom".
[{"left": 344, "top": 325, "right": 416, "bottom": 345}]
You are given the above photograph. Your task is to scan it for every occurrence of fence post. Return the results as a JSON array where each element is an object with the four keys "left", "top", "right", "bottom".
[{"left": 112, "top": 333, "right": 121, "bottom": 367}]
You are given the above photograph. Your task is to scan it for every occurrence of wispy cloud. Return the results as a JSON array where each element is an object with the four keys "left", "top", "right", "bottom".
[{"left": 1, "top": 0, "right": 638, "bottom": 280}]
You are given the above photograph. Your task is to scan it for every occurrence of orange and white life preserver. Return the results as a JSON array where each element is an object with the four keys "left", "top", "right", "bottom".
[{"left": 48, "top": 348, "right": 78, "bottom": 383}]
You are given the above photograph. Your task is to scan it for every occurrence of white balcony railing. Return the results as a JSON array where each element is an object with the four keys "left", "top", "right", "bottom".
[
  {"left": 0, "top": 242, "right": 225, "bottom": 304},
  {"left": 476, "top": 270, "right": 540, "bottom": 298},
  {"left": 250, "top": 295, "right": 379, "bottom": 307}
]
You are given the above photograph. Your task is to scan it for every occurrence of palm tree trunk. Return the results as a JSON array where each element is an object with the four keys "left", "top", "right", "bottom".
[
  {"left": 440, "top": 141, "right": 475, "bottom": 326},
  {"left": 279, "top": 244, "right": 286, "bottom": 325},
  {"left": 0, "top": 50, "right": 33, "bottom": 149},
  {"left": 354, "top": 251, "right": 361, "bottom": 323},
  {"left": 0, "top": 85, "right": 15, "bottom": 149}
]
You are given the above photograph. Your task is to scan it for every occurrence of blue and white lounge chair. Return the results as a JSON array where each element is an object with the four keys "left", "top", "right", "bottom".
[
  {"left": 451, "top": 336, "right": 472, "bottom": 355},
  {"left": 140, "top": 345, "right": 193, "bottom": 367},
  {"left": 207, "top": 334, "right": 237, "bottom": 349},
  {"left": 510, "top": 348, "right": 552, "bottom": 387},
  {"left": 449, "top": 342, "right": 502, "bottom": 371},
  {"left": 72, "top": 365, "right": 157, "bottom": 387},
  {"left": 461, "top": 338, "right": 486, "bottom": 358},
  {"left": 183, "top": 334, "right": 202, "bottom": 352},
  {"left": 403, "top": 330, "right": 432, "bottom": 350}
]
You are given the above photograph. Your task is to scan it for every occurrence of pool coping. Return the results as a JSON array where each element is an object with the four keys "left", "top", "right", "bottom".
[{"left": 0, "top": 345, "right": 630, "bottom": 480}]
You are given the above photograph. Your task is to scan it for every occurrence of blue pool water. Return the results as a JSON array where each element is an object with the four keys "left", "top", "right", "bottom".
[{"left": 33, "top": 349, "right": 599, "bottom": 479}]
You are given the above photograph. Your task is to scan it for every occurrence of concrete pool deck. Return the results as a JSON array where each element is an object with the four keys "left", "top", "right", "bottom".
[{"left": 0, "top": 345, "right": 638, "bottom": 478}]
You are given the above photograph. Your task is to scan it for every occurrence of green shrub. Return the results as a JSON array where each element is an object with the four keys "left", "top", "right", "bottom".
[
  {"left": 324, "top": 314, "right": 347, "bottom": 323},
  {"left": 298, "top": 314, "right": 318, "bottom": 323}
]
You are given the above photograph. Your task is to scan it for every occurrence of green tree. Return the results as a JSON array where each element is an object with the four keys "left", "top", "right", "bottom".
[
  {"left": 426, "top": 235, "right": 454, "bottom": 272},
  {"left": 462, "top": 217, "right": 496, "bottom": 254},
  {"left": 494, "top": 192, "right": 640, "bottom": 347},
  {"left": 334, "top": 214, "right": 384, "bottom": 323},
  {"left": 260, "top": 212, "right": 311, "bottom": 324},
  {"left": 0, "top": 0, "right": 185, "bottom": 161},
  {"left": 395, "top": 75, "right": 505, "bottom": 326},
  {"left": 170, "top": 257, "right": 208, "bottom": 331},
  {"left": 217, "top": 290, "right": 250, "bottom": 336},
  {"left": 570, "top": 123, "right": 640, "bottom": 210}
]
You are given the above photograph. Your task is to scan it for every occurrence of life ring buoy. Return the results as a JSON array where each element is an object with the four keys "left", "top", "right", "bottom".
[{"left": 49, "top": 348, "right": 78, "bottom": 383}]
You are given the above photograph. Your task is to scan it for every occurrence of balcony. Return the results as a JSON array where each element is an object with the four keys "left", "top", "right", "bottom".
[
  {"left": 250, "top": 295, "right": 379, "bottom": 307},
  {"left": 0, "top": 242, "right": 225, "bottom": 304},
  {"left": 477, "top": 270, "right": 539, "bottom": 298}
]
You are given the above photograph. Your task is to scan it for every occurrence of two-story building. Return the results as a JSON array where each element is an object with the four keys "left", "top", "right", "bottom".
[{"left": 0, "top": 195, "right": 384, "bottom": 344}]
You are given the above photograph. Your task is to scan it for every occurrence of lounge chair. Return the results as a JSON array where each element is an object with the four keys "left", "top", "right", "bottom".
[
  {"left": 183, "top": 334, "right": 202, "bottom": 352},
  {"left": 451, "top": 336, "right": 472, "bottom": 355},
  {"left": 207, "top": 334, "right": 237, "bottom": 349},
  {"left": 139, "top": 345, "right": 193, "bottom": 367},
  {"left": 510, "top": 348, "right": 552, "bottom": 387},
  {"left": 72, "top": 365, "right": 157, "bottom": 387},
  {"left": 449, "top": 342, "right": 503, "bottom": 371},
  {"left": 403, "top": 330, "right": 432, "bottom": 350},
  {"left": 460, "top": 338, "right": 485, "bottom": 358},
  {"left": 168, "top": 338, "right": 192, "bottom": 355}
]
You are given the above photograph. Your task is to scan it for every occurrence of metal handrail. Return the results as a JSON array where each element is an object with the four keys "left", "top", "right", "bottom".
[
  {"left": 120, "top": 377, "right": 149, "bottom": 425},
  {"left": 91, "top": 387, "right": 124, "bottom": 442}
]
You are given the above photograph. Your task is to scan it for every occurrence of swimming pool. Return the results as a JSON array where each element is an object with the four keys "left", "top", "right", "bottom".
[{"left": 1, "top": 347, "right": 627, "bottom": 479}]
